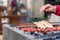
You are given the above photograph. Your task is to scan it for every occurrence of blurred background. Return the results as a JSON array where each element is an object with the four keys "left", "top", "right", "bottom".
[{"left": 0, "top": 0, "right": 60, "bottom": 40}]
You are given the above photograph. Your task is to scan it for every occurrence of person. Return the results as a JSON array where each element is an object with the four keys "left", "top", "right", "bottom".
[
  {"left": 19, "top": 3, "right": 28, "bottom": 21},
  {"left": 40, "top": 4, "right": 60, "bottom": 16},
  {"left": 44, "top": 0, "right": 56, "bottom": 18},
  {"left": 40, "top": 4, "right": 60, "bottom": 23},
  {"left": 10, "top": 0, "right": 18, "bottom": 15},
  {"left": 19, "top": 3, "right": 27, "bottom": 15}
]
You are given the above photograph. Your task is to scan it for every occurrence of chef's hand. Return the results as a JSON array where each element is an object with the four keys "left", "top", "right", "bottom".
[{"left": 40, "top": 4, "right": 56, "bottom": 13}]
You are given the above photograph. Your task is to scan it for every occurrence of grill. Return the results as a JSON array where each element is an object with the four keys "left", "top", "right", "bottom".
[{"left": 13, "top": 22, "right": 60, "bottom": 40}]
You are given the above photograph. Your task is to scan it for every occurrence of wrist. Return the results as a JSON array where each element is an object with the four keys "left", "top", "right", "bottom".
[{"left": 52, "top": 6, "right": 56, "bottom": 13}]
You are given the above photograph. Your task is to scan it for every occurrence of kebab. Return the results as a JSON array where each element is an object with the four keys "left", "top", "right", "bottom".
[{"left": 34, "top": 21, "right": 53, "bottom": 28}]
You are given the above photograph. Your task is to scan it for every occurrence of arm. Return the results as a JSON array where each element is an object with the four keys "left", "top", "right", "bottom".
[{"left": 40, "top": 4, "right": 60, "bottom": 16}]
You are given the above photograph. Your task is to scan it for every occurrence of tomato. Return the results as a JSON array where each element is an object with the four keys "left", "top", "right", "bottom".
[
  {"left": 41, "top": 28, "right": 46, "bottom": 31},
  {"left": 30, "top": 28, "right": 35, "bottom": 32},
  {"left": 45, "top": 28, "right": 50, "bottom": 32},
  {"left": 49, "top": 28, "right": 53, "bottom": 32},
  {"left": 57, "top": 27, "right": 60, "bottom": 31},
  {"left": 26, "top": 28, "right": 31, "bottom": 32},
  {"left": 53, "top": 27, "right": 57, "bottom": 31},
  {"left": 21, "top": 28, "right": 28, "bottom": 32},
  {"left": 37, "top": 28, "right": 42, "bottom": 32},
  {"left": 41, "top": 28, "right": 47, "bottom": 34}
]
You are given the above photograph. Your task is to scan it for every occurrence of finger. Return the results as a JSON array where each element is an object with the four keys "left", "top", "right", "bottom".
[
  {"left": 40, "top": 6, "right": 49, "bottom": 12},
  {"left": 40, "top": 6, "right": 45, "bottom": 12},
  {"left": 40, "top": 4, "right": 52, "bottom": 12}
]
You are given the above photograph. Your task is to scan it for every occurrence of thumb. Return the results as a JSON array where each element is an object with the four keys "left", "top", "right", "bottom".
[{"left": 40, "top": 6, "right": 45, "bottom": 13}]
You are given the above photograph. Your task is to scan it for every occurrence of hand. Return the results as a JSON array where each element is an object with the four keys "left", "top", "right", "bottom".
[{"left": 40, "top": 4, "right": 54, "bottom": 13}]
